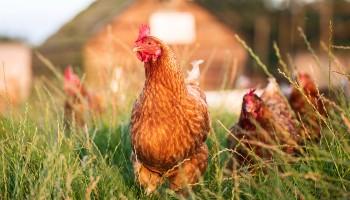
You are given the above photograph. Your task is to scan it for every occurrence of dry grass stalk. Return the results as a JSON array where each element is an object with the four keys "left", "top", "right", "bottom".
[{"left": 85, "top": 176, "right": 100, "bottom": 200}]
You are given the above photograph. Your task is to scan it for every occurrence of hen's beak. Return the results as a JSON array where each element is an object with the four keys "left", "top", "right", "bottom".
[
  {"left": 244, "top": 103, "right": 254, "bottom": 113},
  {"left": 133, "top": 46, "right": 141, "bottom": 52}
]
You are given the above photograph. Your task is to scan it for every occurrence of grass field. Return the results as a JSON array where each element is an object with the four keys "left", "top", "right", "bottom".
[
  {"left": 1, "top": 74, "right": 350, "bottom": 200},
  {"left": 1, "top": 37, "right": 350, "bottom": 199},
  {"left": 0, "top": 87, "right": 234, "bottom": 199}
]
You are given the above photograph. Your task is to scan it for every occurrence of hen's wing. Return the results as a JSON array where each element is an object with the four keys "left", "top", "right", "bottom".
[
  {"left": 87, "top": 92, "right": 104, "bottom": 114},
  {"left": 228, "top": 122, "right": 276, "bottom": 167},
  {"left": 289, "top": 75, "right": 328, "bottom": 140},
  {"left": 64, "top": 97, "right": 87, "bottom": 127},
  {"left": 261, "top": 78, "right": 302, "bottom": 143},
  {"left": 184, "top": 60, "right": 210, "bottom": 145},
  {"left": 289, "top": 87, "right": 322, "bottom": 140},
  {"left": 182, "top": 88, "right": 210, "bottom": 158},
  {"left": 227, "top": 124, "right": 253, "bottom": 166}
]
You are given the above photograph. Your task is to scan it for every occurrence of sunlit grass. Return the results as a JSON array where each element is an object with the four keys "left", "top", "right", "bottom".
[
  {"left": 1, "top": 29, "right": 350, "bottom": 199},
  {"left": 1, "top": 88, "right": 350, "bottom": 199}
]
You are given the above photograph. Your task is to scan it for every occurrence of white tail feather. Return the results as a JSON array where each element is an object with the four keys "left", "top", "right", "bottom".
[{"left": 186, "top": 59, "right": 204, "bottom": 84}]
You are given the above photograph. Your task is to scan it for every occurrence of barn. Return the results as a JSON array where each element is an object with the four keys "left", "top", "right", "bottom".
[
  {"left": 34, "top": 0, "right": 247, "bottom": 90},
  {"left": 0, "top": 42, "right": 32, "bottom": 111}
]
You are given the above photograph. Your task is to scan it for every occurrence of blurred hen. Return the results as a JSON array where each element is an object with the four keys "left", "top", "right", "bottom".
[
  {"left": 228, "top": 78, "right": 301, "bottom": 167},
  {"left": 289, "top": 72, "right": 326, "bottom": 140},
  {"left": 63, "top": 66, "right": 103, "bottom": 127}
]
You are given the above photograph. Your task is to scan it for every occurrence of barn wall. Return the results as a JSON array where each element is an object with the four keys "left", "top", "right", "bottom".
[
  {"left": 83, "top": 0, "right": 247, "bottom": 90},
  {"left": 0, "top": 43, "right": 32, "bottom": 110},
  {"left": 293, "top": 52, "right": 350, "bottom": 89}
]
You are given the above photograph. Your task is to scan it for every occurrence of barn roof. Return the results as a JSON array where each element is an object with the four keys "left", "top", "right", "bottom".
[
  {"left": 33, "top": 0, "right": 242, "bottom": 75},
  {"left": 34, "top": 0, "right": 133, "bottom": 74}
]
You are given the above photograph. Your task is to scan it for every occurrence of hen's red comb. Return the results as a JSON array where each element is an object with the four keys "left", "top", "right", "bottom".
[
  {"left": 247, "top": 88, "right": 256, "bottom": 95},
  {"left": 64, "top": 66, "right": 73, "bottom": 80},
  {"left": 64, "top": 65, "right": 80, "bottom": 85},
  {"left": 137, "top": 24, "right": 150, "bottom": 41},
  {"left": 298, "top": 72, "right": 311, "bottom": 80}
]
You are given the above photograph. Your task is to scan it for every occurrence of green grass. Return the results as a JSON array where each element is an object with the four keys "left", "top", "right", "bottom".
[
  {"left": 1, "top": 86, "right": 350, "bottom": 200},
  {"left": 2, "top": 27, "right": 350, "bottom": 199}
]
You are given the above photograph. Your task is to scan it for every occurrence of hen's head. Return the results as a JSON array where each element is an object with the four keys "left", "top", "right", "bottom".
[
  {"left": 241, "top": 89, "right": 264, "bottom": 120},
  {"left": 133, "top": 24, "right": 162, "bottom": 63},
  {"left": 64, "top": 66, "right": 82, "bottom": 96},
  {"left": 298, "top": 72, "right": 317, "bottom": 95}
]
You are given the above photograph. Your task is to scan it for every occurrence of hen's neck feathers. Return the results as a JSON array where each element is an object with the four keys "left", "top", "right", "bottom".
[
  {"left": 238, "top": 105, "right": 270, "bottom": 131},
  {"left": 143, "top": 43, "right": 186, "bottom": 96},
  {"left": 238, "top": 117, "right": 256, "bottom": 131}
]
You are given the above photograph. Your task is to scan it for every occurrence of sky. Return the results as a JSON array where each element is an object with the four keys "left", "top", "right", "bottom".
[
  {"left": 0, "top": 0, "right": 95, "bottom": 46},
  {"left": 0, "top": 0, "right": 344, "bottom": 46}
]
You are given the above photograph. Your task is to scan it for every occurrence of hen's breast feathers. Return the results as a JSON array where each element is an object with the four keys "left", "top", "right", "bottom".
[
  {"left": 131, "top": 87, "right": 209, "bottom": 171},
  {"left": 131, "top": 56, "right": 209, "bottom": 172}
]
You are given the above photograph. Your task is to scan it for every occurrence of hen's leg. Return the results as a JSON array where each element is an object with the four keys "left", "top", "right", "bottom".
[
  {"left": 168, "top": 144, "right": 208, "bottom": 192},
  {"left": 132, "top": 155, "right": 162, "bottom": 194}
]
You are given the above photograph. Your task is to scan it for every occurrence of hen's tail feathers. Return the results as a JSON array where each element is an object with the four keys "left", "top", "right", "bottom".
[
  {"left": 264, "top": 78, "right": 279, "bottom": 94},
  {"left": 186, "top": 59, "right": 204, "bottom": 85}
]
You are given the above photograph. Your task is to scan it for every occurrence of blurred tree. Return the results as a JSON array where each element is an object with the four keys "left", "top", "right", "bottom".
[
  {"left": 0, "top": 36, "right": 25, "bottom": 43},
  {"left": 196, "top": 0, "right": 350, "bottom": 77}
]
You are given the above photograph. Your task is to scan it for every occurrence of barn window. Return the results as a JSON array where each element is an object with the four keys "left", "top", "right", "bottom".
[{"left": 149, "top": 11, "right": 196, "bottom": 44}]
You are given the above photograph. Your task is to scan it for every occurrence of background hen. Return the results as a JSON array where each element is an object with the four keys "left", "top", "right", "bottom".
[
  {"left": 228, "top": 79, "right": 301, "bottom": 167},
  {"left": 130, "top": 25, "right": 210, "bottom": 194},
  {"left": 261, "top": 78, "right": 302, "bottom": 145},
  {"left": 63, "top": 66, "right": 103, "bottom": 128},
  {"left": 289, "top": 72, "right": 326, "bottom": 140},
  {"left": 227, "top": 89, "right": 275, "bottom": 166}
]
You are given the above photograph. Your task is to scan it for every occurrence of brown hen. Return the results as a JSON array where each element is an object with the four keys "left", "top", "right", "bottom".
[
  {"left": 228, "top": 79, "right": 301, "bottom": 167},
  {"left": 63, "top": 66, "right": 103, "bottom": 128},
  {"left": 289, "top": 72, "right": 326, "bottom": 140},
  {"left": 130, "top": 25, "right": 210, "bottom": 194},
  {"left": 261, "top": 78, "right": 302, "bottom": 144}
]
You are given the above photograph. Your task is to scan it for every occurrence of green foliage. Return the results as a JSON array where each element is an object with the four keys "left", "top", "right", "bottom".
[
  {"left": 0, "top": 94, "right": 350, "bottom": 199},
  {"left": 2, "top": 23, "right": 350, "bottom": 199}
]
